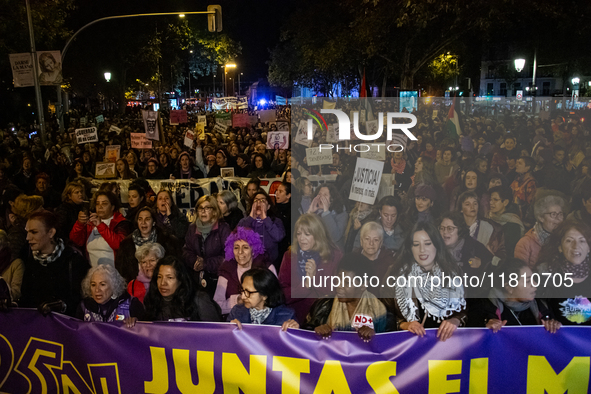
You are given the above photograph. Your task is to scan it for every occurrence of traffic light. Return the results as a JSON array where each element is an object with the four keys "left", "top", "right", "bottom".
[{"left": 207, "top": 5, "right": 222, "bottom": 32}]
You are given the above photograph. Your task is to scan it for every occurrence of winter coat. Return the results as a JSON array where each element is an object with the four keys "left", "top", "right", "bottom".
[
  {"left": 221, "top": 207, "right": 244, "bottom": 231},
  {"left": 278, "top": 249, "right": 343, "bottom": 324},
  {"left": 19, "top": 244, "right": 90, "bottom": 316},
  {"left": 76, "top": 293, "right": 145, "bottom": 322},
  {"left": 55, "top": 201, "right": 83, "bottom": 241},
  {"left": 69, "top": 212, "right": 133, "bottom": 265},
  {"left": 115, "top": 227, "right": 181, "bottom": 282},
  {"left": 182, "top": 221, "right": 231, "bottom": 276},
  {"left": 237, "top": 216, "right": 286, "bottom": 264},
  {"left": 227, "top": 304, "right": 297, "bottom": 326},
  {"left": 514, "top": 228, "right": 542, "bottom": 268}
]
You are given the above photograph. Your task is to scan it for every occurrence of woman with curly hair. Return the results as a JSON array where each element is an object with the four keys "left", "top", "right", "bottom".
[
  {"left": 76, "top": 264, "right": 144, "bottom": 324},
  {"left": 214, "top": 227, "right": 275, "bottom": 315},
  {"left": 537, "top": 220, "right": 591, "bottom": 326},
  {"left": 143, "top": 256, "right": 221, "bottom": 322}
]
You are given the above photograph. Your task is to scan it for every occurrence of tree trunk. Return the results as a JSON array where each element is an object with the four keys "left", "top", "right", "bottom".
[{"left": 400, "top": 44, "right": 414, "bottom": 90}]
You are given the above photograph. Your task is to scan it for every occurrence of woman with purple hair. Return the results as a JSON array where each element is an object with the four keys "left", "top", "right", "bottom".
[{"left": 214, "top": 227, "right": 276, "bottom": 315}]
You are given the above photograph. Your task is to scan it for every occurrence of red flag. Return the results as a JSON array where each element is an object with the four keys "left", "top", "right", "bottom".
[{"left": 360, "top": 69, "right": 366, "bottom": 98}]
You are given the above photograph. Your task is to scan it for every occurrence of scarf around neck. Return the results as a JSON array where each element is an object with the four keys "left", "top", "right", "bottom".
[
  {"left": 534, "top": 221, "right": 551, "bottom": 245},
  {"left": 132, "top": 228, "right": 157, "bottom": 247},
  {"left": 394, "top": 262, "right": 466, "bottom": 323},
  {"left": 391, "top": 158, "right": 407, "bottom": 174},
  {"left": 249, "top": 307, "right": 272, "bottom": 324},
  {"left": 488, "top": 287, "right": 541, "bottom": 324},
  {"left": 447, "top": 238, "right": 466, "bottom": 265},
  {"left": 196, "top": 220, "right": 214, "bottom": 240},
  {"left": 33, "top": 238, "right": 65, "bottom": 266}
]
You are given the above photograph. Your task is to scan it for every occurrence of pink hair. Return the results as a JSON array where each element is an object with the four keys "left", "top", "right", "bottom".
[{"left": 224, "top": 227, "right": 265, "bottom": 261}]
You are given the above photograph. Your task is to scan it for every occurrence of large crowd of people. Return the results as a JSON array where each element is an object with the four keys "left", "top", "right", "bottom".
[{"left": 1, "top": 99, "right": 590, "bottom": 343}]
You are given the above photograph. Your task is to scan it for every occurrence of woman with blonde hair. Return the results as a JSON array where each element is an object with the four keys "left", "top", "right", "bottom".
[
  {"left": 0, "top": 229, "right": 24, "bottom": 302},
  {"left": 278, "top": 213, "right": 342, "bottom": 323},
  {"left": 182, "top": 195, "right": 231, "bottom": 297},
  {"left": 55, "top": 181, "right": 86, "bottom": 240}
]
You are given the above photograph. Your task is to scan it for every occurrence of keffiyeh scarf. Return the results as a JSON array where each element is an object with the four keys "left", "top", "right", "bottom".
[
  {"left": 33, "top": 238, "right": 65, "bottom": 267},
  {"left": 394, "top": 262, "right": 466, "bottom": 323},
  {"left": 132, "top": 228, "right": 157, "bottom": 247},
  {"left": 249, "top": 307, "right": 272, "bottom": 324}
]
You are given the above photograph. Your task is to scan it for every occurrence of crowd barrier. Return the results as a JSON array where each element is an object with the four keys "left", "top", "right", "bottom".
[{"left": 0, "top": 309, "right": 589, "bottom": 393}]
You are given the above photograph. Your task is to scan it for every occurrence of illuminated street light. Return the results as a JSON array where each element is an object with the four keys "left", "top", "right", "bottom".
[
  {"left": 225, "top": 63, "right": 236, "bottom": 68},
  {"left": 104, "top": 72, "right": 111, "bottom": 82},
  {"left": 514, "top": 59, "right": 525, "bottom": 72},
  {"left": 179, "top": 14, "right": 185, "bottom": 18}
]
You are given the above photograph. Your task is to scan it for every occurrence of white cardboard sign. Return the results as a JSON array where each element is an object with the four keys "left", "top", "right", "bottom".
[
  {"left": 349, "top": 157, "right": 384, "bottom": 205},
  {"left": 306, "top": 147, "right": 333, "bottom": 166}
]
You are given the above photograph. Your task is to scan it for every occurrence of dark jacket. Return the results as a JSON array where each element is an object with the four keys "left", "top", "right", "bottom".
[
  {"left": 147, "top": 291, "right": 221, "bottom": 322},
  {"left": 19, "top": 244, "right": 90, "bottom": 316},
  {"left": 237, "top": 216, "right": 286, "bottom": 264},
  {"left": 227, "top": 304, "right": 297, "bottom": 325},
  {"left": 222, "top": 207, "right": 244, "bottom": 231},
  {"left": 182, "top": 221, "right": 231, "bottom": 276},
  {"left": 76, "top": 293, "right": 145, "bottom": 322},
  {"left": 173, "top": 166, "right": 205, "bottom": 180},
  {"left": 55, "top": 201, "right": 83, "bottom": 241},
  {"left": 218, "top": 255, "right": 271, "bottom": 299},
  {"left": 115, "top": 227, "right": 182, "bottom": 282},
  {"left": 156, "top": 209, "right": 189, "bottom": 245}
]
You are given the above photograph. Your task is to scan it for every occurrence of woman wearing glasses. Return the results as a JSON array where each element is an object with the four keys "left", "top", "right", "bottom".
[
  {"left": 237, "top": 190, "right": 285, "bottom": 266},
  {"left": 182, "top": 196, "right": 231, "bottom": 298},
  {"left": 439, "top": 211, "right": 493, "bottom": 300},
  {"left": 228, "top": 268, "right": 298, "bottom": 330},
  {"left": 214, "top": 227, "right": 275, "bottom": 315},
  {"left": 487, "top": 186, "right": 524, "bottom": 257},
  {"left": 515, "top": 194, "right": 565, "bottom": 268}
]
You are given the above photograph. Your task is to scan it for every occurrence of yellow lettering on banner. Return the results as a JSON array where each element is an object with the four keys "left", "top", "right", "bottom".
[
  {"left": 172, "top": 349, "right": 215, "bottom": 394},
  {"left": 366, "top": 361, "right": 399, "bottom": 394},
  {"left": 469, "top": 358, "right": 488, "bottom": 394},
  {"left": 526, "top": 356, "right": 590, "bottom": 394},
  {"left": 222, "top": 353, "right": 267, "bottom": 394},
  {"left": 313, "top": 360, "right": 351, "bottom": 394},
  {"left": 272, "top": 356, "right": 310, "bottom": 394},
  {"left": 144, "top": 347, "right": 168, "bottom": 393},
  {"left": 428, "top": 360, "right": 462, "bottom": 394}
]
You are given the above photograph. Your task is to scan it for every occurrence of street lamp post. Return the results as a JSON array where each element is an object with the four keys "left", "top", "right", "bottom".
[
  {"left": 238, "top": 72, "right": 242, "bottom": 96},
  {"left": 56, "top": 8, "right": 220, "bottom": 131},
  {"left": 224, "top": 63, "right": 236, "bottom": 97},
  {"left": 25, "top": 0, "right": 46, "bottom": 144}
]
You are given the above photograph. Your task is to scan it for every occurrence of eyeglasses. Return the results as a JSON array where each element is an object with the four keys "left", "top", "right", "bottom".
[
  {"left": 253, "top": 198, "right": 267, "bottom": 204},
  {"left": 197, "top": 206, "right": 213, "bottom": 212},
  {"left": 439, "top": 226, "right": 458, "bottom": 233},
  {"left": 544, "top": 212, "right": 564, "bottom": 219},
  {"left": 239, "top": 287, "right": 259, "bottom": 298}
]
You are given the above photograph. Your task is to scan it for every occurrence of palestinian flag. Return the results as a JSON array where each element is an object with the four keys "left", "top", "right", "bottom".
[{"left": 447, "top": 99, "right": 461, "bottom": 140}]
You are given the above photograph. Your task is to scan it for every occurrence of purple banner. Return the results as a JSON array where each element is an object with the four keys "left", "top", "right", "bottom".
[{"left": 0, "top": 309, "right": 590, "bottom": 393}]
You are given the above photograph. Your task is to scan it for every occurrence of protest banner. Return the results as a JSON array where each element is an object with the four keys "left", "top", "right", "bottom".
[
  {"left": 232, "top": 113, "right": 249, "bottom": 127},
  {"left": 360, "top": 143, "right": 386, "bottom": 161},
  {"left": 170, "top": 109, "right": 188, "bottom": 125},
  {"left": 95, "top": 162, "right": 116, "bottom": 178},
  {"left": 215, "top": 111, "right": 231, "bottom": 122},
  {"left": 306, "top": 147, "right": 333, "bottom": 166},
  {"left": 365, "top": 119, "right": 379, "bottom": 136},
  {"left": 326, "top": 123, "right": 338, "bottom": 143},
  {"left": 183, "top": 130, "right": 195, "bottom": 148},
  {"left": 432, "top": 110, "right": 439, "bottom": 119},
  {"left": 75, "top": 127, "right": 98, "bottom": 144},
  {"left": 294, "top": 120, "right": 313, "bottom": 147},
  {"left": 221, "top": 167, "right": 235, "bottom": 177},
  {"left": 259, "top": 109, "right": 276, "bottom": 123},
  {"left": 105, "top": 145, "right": 120, "bottom": 162},
  {"left": 130, "top": 133, "right": 152, "bottom": 149},
  {"left": 349, "top": 157, "right": 384, "bottom": 204},
  {"left": 214, "top": 123, "right": 228, "bottom": 134},
  {"left": 276, "top": 120, "right": 289, "bottom": 131},
  {"left": 195, "top": 123, "right": 205, "bottom": 134},
  {"left": 197, "top": 115, "right": 207, "bottom": 126},
  {"left": 142, "top": 110, "right": 160, "bottom": 140},
  {"left": 108, "top": 125, "right": 121, "bottom": 135},
  {"left": 36, "top": 50, "right": 62, "bottom": 85},
  {"left": 9, "top": 53, "right": 34, "bottom": 87},
  {"left": 95, "top": 115, "right": 104, "bottom": 124},
  {"left": 1, "top": 310, "right": 590, "bottom": 393},
  {"left": 266, "top": 131, "right": 289, "bottom": 149}
]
